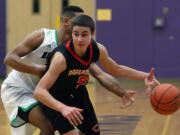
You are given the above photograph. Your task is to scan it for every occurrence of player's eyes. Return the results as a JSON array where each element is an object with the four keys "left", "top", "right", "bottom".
[
  {"left": 73, "top": 32, "right": 88, "bottom": 37},
  {"left": 74, "top": 33, "right": 79, "bottom": 36},
  {"left": 82, "top": 34, "right": 88, "bottom": 37}
]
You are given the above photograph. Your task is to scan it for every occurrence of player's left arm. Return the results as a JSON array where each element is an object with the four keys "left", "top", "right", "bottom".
[
  {"left": 97, "top": 42, "right": 147, "bottom": 79},
  {"left": 97, "top": 42, "right": 160, "bottom": 92}
]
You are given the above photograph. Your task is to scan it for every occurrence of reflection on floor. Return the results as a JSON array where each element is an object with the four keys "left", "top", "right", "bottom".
[{"left": 99, "top": 115, "right": 141, "bottom": 135}]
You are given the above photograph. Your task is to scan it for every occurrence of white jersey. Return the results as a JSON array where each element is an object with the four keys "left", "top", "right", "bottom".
[
  {"left": 4, "top": 28, "right": 58, "bottom": 90},
  {"left": 1, "top": 28, "right": 58, "bottom": 132}
]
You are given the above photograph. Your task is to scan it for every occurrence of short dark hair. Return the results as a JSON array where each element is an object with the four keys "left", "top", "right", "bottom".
[
  {"left": 62, "top": 5, "right": 84, "bottom": 14},
  {"left": 72, "top": 15, "right": 95, "bottom": 33},
  {"left": 61, "top": 6, "right": 84, "bottom": 22}
]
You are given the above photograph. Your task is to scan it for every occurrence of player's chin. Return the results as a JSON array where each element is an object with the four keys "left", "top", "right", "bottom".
[
  {"left": 78, "top": 44, "right": 85, "bottom": 48},
  {"left": 78, "top": 45, "right": 87, "bottom": 51}
]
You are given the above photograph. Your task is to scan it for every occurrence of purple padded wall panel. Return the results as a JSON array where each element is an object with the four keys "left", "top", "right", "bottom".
[
  {"left": 0, "top": 0, "right": 6, "bottom": 77},
  {"left": 96, "top": 0, "right": 180, "bottom": 77},
  {"left": 133, "top": 0, "right": 154, "bottom": 71},
  {"left": 153, "top": 0, "right": 180, "bottom": 77},
  {"left": 96, "top": 0, "right": 135, "bottom": 67}
]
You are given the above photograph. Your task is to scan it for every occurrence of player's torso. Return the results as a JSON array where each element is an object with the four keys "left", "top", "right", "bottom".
[
  {"left": 49, "top": 40, "right": 99, "bottom": 98},
  {"left": 4, "top": 28, "right": 58, "bottom": 90}
]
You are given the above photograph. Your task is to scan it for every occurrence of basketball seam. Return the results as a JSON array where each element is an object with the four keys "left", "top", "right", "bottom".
[
  {"left": 158, "top": 92, "right": 180, "bottom": 105},
  {"left": 154, "top": 85, "right": 172, "bottom": 111}
]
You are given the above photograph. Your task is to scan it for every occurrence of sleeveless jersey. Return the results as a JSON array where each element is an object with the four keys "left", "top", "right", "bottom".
[
  {"left": 4, "top": 28, "right": 58, "bottom": 90},
  {"left": 47, "top": 40, "right": 99, "bottom": 100}
]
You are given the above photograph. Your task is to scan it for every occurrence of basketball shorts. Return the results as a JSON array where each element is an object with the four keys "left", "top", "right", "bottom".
[
  {"left": 41, "top": 87, "right": 100, "bottom": 135},
  {"left": 1, "top": 83, "right": 38, "bottom": 128}
]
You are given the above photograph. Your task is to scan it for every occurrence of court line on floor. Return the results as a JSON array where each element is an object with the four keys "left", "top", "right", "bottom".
[{"left": 161, "top": 115, "right": 172, "bottom": 135}]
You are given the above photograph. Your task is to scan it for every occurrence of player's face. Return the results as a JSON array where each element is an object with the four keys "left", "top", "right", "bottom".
[
  {"left": 62, "top": 18, "right": 73, "bottom": 42},
  {"left": 63, "top": 13, "right": 84, "bottom": 42},
  {"left": 72, "top": 26, "right": 93, "bottom": 55}
]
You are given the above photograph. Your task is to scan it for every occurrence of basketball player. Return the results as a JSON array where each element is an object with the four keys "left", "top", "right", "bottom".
[
  {"left": 34, "top": 15, "right": 159, "bottom": 135},
  {"left": 1, "top": 6, "right": 137, "bottom": 135}
]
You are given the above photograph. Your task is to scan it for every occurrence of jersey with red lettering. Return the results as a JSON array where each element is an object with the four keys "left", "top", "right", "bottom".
[
  {"left": 47, "top": 39, "right": 99, "bottom": 100},
  {"left": 42, "top": 39, "right": 100, "bottom": 134}
]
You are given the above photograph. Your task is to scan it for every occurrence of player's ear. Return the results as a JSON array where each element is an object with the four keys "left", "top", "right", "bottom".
[
  {"left": 92, "top": 31, "right": 95, "bottom": 38},
  {"left": 92, "top": 31, "right": 95, "bottom": 36},
  {"left": 63, "top": 17, "right": 70, "bottom": 26}
]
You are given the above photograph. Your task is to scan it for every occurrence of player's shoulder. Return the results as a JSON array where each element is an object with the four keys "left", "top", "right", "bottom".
[
  {"left": 51, "top": 51, "right": 66, "bottom": 66},
  {"left": 32, "top": 28, "right": 44, "bottom": 35},
  {"left": 96, "top": 41, "right": 107, "bottom": 52},
  {"left": 91, "top": 39, "right": 103, "bottom": 48},
  {"left": 26, "top": 28, "right": 56, "bottom": 38},
  {"left": 29, "top": 28, "right": 45, "bottom": 41}
]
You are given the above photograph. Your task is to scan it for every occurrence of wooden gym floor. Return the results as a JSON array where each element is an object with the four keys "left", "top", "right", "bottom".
[{"left": 0, "top": 79, "right": 179, "bottom": 135}]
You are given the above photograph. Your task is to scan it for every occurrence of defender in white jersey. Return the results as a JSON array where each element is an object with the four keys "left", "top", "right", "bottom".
[
  {"left": 1, "top": 7, "right": 89, "bottom": 135},
  {"left": 1, "top": 28, "right": 58, "bottom": 135}
]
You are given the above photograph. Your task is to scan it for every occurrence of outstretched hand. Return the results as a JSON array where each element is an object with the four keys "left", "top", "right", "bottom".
[
  {"left": 120, "top": 90, "right": 136, "bottom": 109},
  {"left": 145, "top": 67, "right": 160, "bottom": 94}
]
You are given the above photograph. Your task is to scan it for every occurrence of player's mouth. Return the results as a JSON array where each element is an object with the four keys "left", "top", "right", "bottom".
[{"left": 78, "top": 43, "right": 85, "bottom": 47}]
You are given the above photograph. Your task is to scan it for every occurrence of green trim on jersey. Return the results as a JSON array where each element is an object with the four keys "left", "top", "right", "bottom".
[
  {"left": 19, "top": 102, "right": 38, "bottom": 112},
  {"left": 11, "top": 115, "right": 26, "bottom": 128},
  {"left": 55, "top": 30, "right": 58, "bottom": 47},
  {"left": 10, "top": 102, "right": 39, "bottom": 127}
]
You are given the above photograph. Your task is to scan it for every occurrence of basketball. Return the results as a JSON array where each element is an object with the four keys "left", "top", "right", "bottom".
[{"left": 150, "top": 83, "right": 180, "bottom": 115}]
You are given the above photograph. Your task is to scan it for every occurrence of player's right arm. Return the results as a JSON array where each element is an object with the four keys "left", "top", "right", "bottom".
[
  {"left": 34, "top": 52, "right": 83, "bottom": 126},
  {"left": 89, "top": 63, "right": 136, "bottom": 108},
  {"left": 4, "top": 29, "right": 45, "bottom": 76}
]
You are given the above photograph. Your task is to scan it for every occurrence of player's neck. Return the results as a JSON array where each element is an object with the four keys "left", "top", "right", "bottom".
[{"left": 74, "top": 45, "right": 88, "bottom": 57}]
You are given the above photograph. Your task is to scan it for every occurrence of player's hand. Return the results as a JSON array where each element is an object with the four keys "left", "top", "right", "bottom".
[
  {"left": 145, "top": 67, "right": 160, "bottom": 94},
  {"left": 120, "top": 90, "right": 136, "bottom": 109},
  {"left": 61, "top": 105, "right": 84, "bottom": 126}
]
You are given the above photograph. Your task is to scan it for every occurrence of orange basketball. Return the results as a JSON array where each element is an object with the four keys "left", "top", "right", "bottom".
[{"left": 150, "top": 83, "right": 180, "bottom": 115}]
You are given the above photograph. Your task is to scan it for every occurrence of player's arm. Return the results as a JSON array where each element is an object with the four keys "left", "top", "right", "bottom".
[
  {"left": 97, "top": 42, "right": 148, "bottom": 80},
  {"left": 89, "top": 63, "right": 136, "bottom": 108},
  {"left": 4, "top": 29, "right": 45, "bottom": 76},
  {"left": 34, "top": 52, "right": 83, "bottom": 126},
  {"left": 34, "top": 52, "right": 67, "bottom": 111},
  {"left": 97, "top": 42, "right": 160, "bottom": 92},
  {"left": 89, "top": 63, "right": 127, "bottom": 97}
]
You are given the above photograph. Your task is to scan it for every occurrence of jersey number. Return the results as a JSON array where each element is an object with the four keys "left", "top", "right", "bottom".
[{"left": 76, "top": 75, "right": 89, "bottom": 88}]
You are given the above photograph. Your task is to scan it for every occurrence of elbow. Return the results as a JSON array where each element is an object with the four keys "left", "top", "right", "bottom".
[
  {"left": 91, "top": 70, "right": 103, "bottom": 81},
  {"left": 92, "top": 72, "right": 101, "bottom": 80},
  {"left": 33, "top": 88, "right": 42, "bottom": 101},
  {"left": 4, "top": 56, "right": 10, "bottom": 65},
  {"left": 4, "top": 54, "right": 14, "bottom": 66},
  {"left": 34, "top": 86, "right": 49, "bottom": 102}
]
